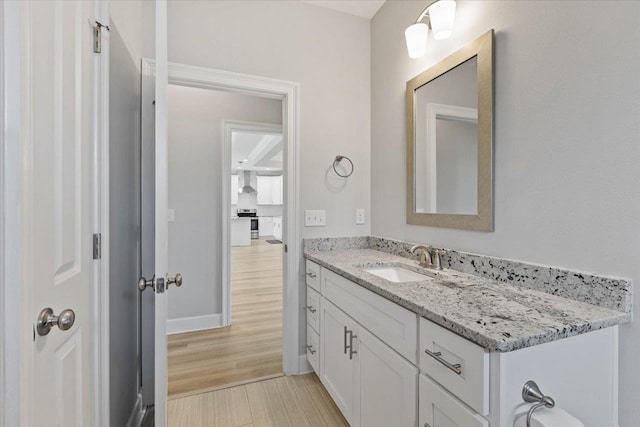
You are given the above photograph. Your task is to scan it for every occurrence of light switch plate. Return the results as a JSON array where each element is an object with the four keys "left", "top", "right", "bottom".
[
  {"left": 168, "top": 209, "right": 175, "bottom": 222},
  {"left": 356, "top": 208, "right": 365, "bottom": 225},
  {"left": 305, "top": 210, "right": 326, "bottom": 227}
]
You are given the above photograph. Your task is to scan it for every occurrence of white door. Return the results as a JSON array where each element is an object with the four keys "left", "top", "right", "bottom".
[
  {"left": 358, "top": 327, "right": 418, "bottom": 427},
  {"left": 320, "top": 300, "right": 359, "bottom": 425},
  {"left": 152, "top": 2, "right": 171, "bottom": 426},
  {"left": 29, "top": 1, "right": 95, "bottom": 425}
]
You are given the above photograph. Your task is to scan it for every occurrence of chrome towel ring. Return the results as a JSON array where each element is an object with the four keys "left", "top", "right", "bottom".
[
  {"left": 522, "top": 380, "right": 555, "bottom": 427},
  {"left": 333, "top": 155, "right": 354, "bottom": 178}
]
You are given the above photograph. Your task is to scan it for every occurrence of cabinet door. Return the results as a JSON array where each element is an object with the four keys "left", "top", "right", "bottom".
[
  {"left": 359, "top": 327, "right": 418, "bottom": 427},
  {"left": 272, "top": 175, "right": 283, "bottom": 205},
  {"left": 231, "top": 174, "right": 239, "bottom": 205},
  {"left": 419, "top": 374, "right": 488, "bottom": 427},
  {"left": 256, "top": 176, "right": 272, "bottom": 205},
  {"left": 258, "top": 217, "right": 273, "bottom": 237},
  {"left": 320, "top": 299, "right": 359, "bottom": 426}
]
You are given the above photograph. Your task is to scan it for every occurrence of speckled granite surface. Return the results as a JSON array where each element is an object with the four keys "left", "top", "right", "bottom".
[
  {"left": 305, "top": 236, "right": 632, "bottom": 313},
  {"left": 303, "top": 238, "right": 632, "bottom": 352}
]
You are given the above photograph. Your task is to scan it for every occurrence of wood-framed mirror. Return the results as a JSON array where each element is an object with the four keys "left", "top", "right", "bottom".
[{"left": 406, "top": 30, "right": 494, "bottom": 231}]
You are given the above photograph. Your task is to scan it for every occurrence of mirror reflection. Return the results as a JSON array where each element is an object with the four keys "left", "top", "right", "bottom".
[{"left": 414, "top": 57, "right": 478, "bottom": 215}]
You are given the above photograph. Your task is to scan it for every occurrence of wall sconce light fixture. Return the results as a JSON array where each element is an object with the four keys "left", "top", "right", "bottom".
[{"left": 405, "top": 0, "right": 457, "bottom": 58}]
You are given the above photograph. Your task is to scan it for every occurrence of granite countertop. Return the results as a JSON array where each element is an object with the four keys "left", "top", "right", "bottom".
[{"left": 304, "top": 248, "right": 631, "bottom": 352}]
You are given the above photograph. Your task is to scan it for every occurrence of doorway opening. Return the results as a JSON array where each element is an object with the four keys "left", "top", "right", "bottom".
[{"left": 164, "top": 85, "right": 285, "bottom": 398}]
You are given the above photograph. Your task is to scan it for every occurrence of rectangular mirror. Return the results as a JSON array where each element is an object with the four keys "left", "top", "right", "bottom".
[{"left": 407, "top": 30, "right": 494, "bottom": 231}]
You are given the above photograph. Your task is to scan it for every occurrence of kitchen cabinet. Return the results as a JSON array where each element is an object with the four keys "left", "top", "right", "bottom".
[
  {"left": 272, "top": 217, "right": 282, "bottom": 241},
  {"left": 256, "top": 175, "right": 283, "bottom": 205},
  {"left": 258, "top": 216, "right": 273, "bottom": 237},
  {"left": 231, "top": 174, "right": 239, "bottom": 205},
  {"left": 230, "top": 217, "right": 250, "bottom": 246}
]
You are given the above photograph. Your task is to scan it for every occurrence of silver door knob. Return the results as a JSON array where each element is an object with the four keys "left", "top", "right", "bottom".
[
  {"left": 138, "top": 276, "right": 155, "bottom": 292},
  {"left": 36, "top": 307, "right": 75, "bottom": 336},
  {"left": 167, "top": 273, "right": 183, "bottom": 288}
]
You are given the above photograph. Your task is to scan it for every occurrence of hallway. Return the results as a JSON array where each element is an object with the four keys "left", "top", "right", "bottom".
[{"left": 168, "top": 239, "right": 283, "bottom": 398}]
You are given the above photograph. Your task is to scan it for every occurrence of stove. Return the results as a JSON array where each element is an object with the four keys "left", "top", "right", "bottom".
[{"left": 237, "top": 209, "right": 259, "bottom": 239}]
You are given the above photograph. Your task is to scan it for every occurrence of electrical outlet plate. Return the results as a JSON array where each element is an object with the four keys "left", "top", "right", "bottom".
[
  {"left": 305, "top": 210, "right": 326, "bottom": 227},
  {"left": 356, "top": 209, "right": 365, "bottom": 225}
]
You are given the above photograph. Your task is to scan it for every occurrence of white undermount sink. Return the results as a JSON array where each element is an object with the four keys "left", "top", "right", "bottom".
[{"left": 363, "top": 265, "right": 434, "bottom": 283}]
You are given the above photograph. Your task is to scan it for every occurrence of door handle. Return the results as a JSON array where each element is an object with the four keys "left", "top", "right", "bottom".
[
  {"left": 167, "top": 273, "right": 183, "bottom": 288},
  {"left": 137, "top": 275, "right": 155, "bottom": 292},
  {"left": 36, "top": 307, "right": 75, "bottom": 336},
  {"left": 348, "top": 330, "right": 357, "bottom": 360}
]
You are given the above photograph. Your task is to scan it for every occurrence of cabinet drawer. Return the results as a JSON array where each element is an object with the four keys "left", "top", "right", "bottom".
[
  {"left": 306, "top": 286, "right": 320, "bottom": 333},
  {"left": 322, "top": 267, "right": 418, "bottom": 364},
  {"left": 420, "top": 374, "right": 488, "bottom": 427},
  {"left": 306, "top": 325, "right": 320, "bottom": 374},
  {"left": 420, "top": 318, "right": 489, "bottom": 415},
  {"left": 305, "top": 260, "right": 320, "bottom": 291}
]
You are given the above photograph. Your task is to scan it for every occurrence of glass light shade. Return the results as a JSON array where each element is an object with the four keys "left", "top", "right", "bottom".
[
  {"left": 405, "top": 23, "right": 429, "bottom": 58},
  {"left": 429, "top": 0, "right": 456, "bottom": 40}
]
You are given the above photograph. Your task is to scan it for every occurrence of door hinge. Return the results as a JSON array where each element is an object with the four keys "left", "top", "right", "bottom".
[
  {"left": 284, "top": 244, "right": 288, "bottom": 253},
  {"left": 93, "top": 20, "right": 110, "bottom": 53},
  {"left": 93, "top": 233, "right": 102, "bottom": 260}
]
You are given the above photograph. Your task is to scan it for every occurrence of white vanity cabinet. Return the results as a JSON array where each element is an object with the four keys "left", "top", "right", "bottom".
[
  {"left": 305, "top": 260, "right": 619, "bottom": 427},
  {"left": 307, "top": 261, "right": 418, "bottom": 427}
]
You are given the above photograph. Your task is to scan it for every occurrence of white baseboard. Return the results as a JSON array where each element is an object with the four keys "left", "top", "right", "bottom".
[
  {"left": 167, "top": 313, "right": 224, "bottom": 335},
  {"left": 298, "top": 354, "right": 313, "bottom": 375},
  {"left": 126, "top": 393, "right": 144, "bottom": 427}
]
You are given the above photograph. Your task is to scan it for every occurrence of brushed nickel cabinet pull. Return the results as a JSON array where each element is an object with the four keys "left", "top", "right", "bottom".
[
  {"left": 306, "top": 305, "right": 317, "bottom": 314},
  {"left": 424, "top": 349, "right": 462, "bottom": 375},
  {"left": 306, "top": 272, "right": 317, "bottom": 279},
  {"left": 306, "top": 345, "right": 316, "bottom": 355}
]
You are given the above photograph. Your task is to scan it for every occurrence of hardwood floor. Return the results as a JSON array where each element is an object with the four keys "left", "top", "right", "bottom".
[
  {"left": 168, "top": 238, "right": 284, "bottom": 398},
  {"left": 168, "top": 373, "right": 349, "bottom": 427}
]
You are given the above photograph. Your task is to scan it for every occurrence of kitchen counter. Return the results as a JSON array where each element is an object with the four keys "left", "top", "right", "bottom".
[{"left": 304, "top": 246, "right": 631, "bottom": 352}]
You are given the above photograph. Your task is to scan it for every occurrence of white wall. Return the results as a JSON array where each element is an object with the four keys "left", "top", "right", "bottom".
[
  {"left": 167, "top": 0, "right": 371, "bottom": 238},
  {"left": 167, "top": 84, "right": 281, "bottom": 321},
  {"left": 371, "top": 1, "right": 640, "bottom": 424}
]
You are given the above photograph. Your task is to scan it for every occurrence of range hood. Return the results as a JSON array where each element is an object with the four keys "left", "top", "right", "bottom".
[{"left": 240, "top": 170, "right": 257, "bottom": 194}]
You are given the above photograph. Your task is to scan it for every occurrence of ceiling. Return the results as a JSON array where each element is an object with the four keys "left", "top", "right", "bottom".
[
  {"left": 232, "top": 130, "right": 283, "bottom": 172},
  {"left": 301, "top": 0, "right": 385, "bottom": 19}
]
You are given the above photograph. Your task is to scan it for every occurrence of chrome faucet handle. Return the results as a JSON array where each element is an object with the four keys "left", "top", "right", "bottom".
[{"left": 432, "top": 249, "right": 445, "bottom": 270}]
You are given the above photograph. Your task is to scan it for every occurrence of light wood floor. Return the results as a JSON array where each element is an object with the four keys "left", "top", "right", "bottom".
[
  {"left": 168, "top": 373, "right": 348, "bottom": 427},
  {"left": 168, "top": 238, "right": 284, "bottom": 398}
]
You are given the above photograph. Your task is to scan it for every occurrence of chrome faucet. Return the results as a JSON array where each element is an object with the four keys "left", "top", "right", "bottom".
[{"left": 410, "top": 245, "right": 444, "bottom": 270}]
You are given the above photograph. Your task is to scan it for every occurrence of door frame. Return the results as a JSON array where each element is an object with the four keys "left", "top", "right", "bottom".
[
  {"left": 141, "top": 59, "right": 302, "bottom": 375},
  {"left": 0, "top": 1, "right": 110, "bottom": 425},
  {"left": 222, "top": 119, "right": 283, "bottom": 327}
]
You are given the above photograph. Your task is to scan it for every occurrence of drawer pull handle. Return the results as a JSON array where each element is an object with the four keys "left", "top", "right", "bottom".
[
  {"left": 348, "top": 332, "right": 357, "bottom": 360},
  {"left": 306, "top": 272, "right": 317, "bottom": 279},
  {"left": 344, "top": 326, "right": 349, "bottom": 354},
  {"left": 306, "top": 305, "right": 317, "bottom": 313},
  {"left": 306, "top": 345, "right": 316, "bottom": 355},
  {"left": 425, "top": 423, "right": 431, "bottom": 427},
  {"left": 424, "top": 349, "right": 462, "bottom": 375}
]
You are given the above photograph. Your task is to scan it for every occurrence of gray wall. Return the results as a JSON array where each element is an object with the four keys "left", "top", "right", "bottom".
[
  {"left": 167, "top": 0, "right": 371, "bottom": 239},
  {"left": 371, "top": 1, "right": 640, "bottom": 424},
  {"left": 108, "top": 7, "right": 142, "bottom": 427},
  {"left": 167, "top": 85, "right": 281, "bottom": 321}
]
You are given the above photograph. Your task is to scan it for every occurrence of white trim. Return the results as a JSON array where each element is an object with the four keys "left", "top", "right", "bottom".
[
  {"left": 424, "top": 102, "right": 478, "bottom": 212},
  {"left": 125, "top": 393, "right": 145, "bottom": 427},
  {"left": 221, "top": 120, "right": 283, "bottom": 327},
  {"left": 0, "top": 2, "right": 23, "bottom": 426},
  {"left": 167, "top": 314, "right": 224, "bottom": 335},
  {"left": 92, "top": 2, "right": 110, "bottom": 427},
  {"left": 141, "top": 59, "right": 302, "bottom": 380}
]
